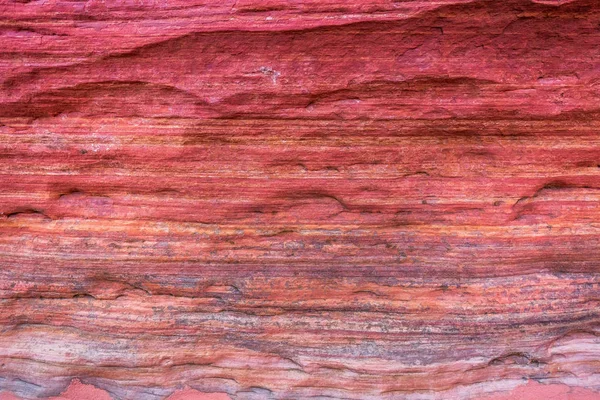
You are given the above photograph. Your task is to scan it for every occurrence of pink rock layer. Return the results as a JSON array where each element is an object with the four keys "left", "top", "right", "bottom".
[
  {"left": 1, "top": 0, "right": 600, "bottom": 399},
  {"left": 0, "top": 380, "right": 231, "bottom": 400},
  {"left": 1, "top": 380, "right": 599, "bottom": 400}
]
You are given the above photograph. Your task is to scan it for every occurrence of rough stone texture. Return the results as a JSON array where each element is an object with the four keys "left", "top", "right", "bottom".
[{"left": 0, "top": 0, "right": 599, "bottom": 399}]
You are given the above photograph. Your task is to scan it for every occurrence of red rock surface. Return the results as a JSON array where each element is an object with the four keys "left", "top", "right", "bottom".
[{"left": 1, "top": 0, "right": 600, "bottom": 399}]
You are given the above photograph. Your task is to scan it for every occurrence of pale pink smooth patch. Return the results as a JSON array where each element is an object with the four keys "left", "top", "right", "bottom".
[
  {"left": 49, "top": 379, "right": 113, "bottom": 400},
  {"left": 166, "top": 387, "right": 231, "bottom": 400},
  {"left": 1, "top": 381, "right": 231, "bottom": 400},
  {"left": 482, "top": 381, "right": 600, "bottom": 400},
  {"left": 0, "top": 393, "right": 21, "bottom": 400}
]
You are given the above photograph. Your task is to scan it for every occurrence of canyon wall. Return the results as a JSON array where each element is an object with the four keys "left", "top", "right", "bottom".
[{"left": 0, "top": 0, "right": 599, "bottom": 399}]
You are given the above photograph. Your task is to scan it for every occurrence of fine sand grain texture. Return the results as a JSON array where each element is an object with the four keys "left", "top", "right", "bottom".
[{"left": 0, "top": 0, "right": 599, "bottom": 399}]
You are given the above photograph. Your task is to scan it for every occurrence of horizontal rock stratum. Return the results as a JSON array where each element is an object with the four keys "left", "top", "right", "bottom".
[{"left": 0, "top": 0, "right": 599, "bottom": 399}]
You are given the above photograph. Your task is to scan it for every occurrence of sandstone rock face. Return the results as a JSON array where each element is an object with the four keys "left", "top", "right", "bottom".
[{"left": 0, "top": 0, "right": 599, "bottom": 399}]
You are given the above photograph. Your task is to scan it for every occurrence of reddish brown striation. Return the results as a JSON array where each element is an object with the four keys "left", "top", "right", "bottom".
[{"left": 1, "top": 0, "right": 600, "bottom": 399}]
